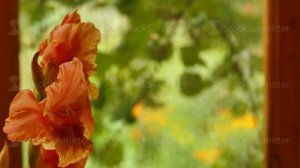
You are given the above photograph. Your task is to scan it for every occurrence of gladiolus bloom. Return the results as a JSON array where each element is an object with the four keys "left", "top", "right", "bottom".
[
  {"left": 3, "top": 58, "right": 94, "bottom": 167},
  {"left": 39, "top": 10, "right": 101, "bottom": 81}
]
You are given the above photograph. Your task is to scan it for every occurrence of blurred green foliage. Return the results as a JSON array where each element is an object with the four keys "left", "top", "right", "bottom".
[{"left": 19, "top": 0, "right": 264, "bottom": 167}]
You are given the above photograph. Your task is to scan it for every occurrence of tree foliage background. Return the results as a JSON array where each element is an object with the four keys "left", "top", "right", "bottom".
[{"left": 19, "top": 0, "right": 263, "bottom": 167}]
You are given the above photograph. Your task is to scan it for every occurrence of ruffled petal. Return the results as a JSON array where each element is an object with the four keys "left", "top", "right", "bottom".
[
  {"left": 45, "top": 58, "right": 88, "bottom": 126},
  {"left": 56, "top": 136, "right": 92, "bottom": 167},
  {"left": 61, "top": 10, "right": 81, "bottom": 25},
  {"left": 3, "top": 90, "right": 47, "bottom": 143},
  {"left": 47, "top": 10, "right": 80, "bottom": 43},
  {"left": 36, "top": 147, "right": 88, "bottom": 168},
  {"left": 72, "top": 23, "right": 101, "bottom": 76},
  {"left": 42, "top": 22, "right": 100, "bottom": 76},
  {"left": 79, "top": 98, "right": 94, "bottom": 139},
  {"left": 43, "top": 25, "right": 74, "bottom": 65},
  {"left": 54, "top": 124, "right": 92, "bottom": 167},
  {"left": 88, "top": 82, "right": 99, "bottom": 100},
  {"left": 66, "top": 158, "right": 87, "bottom": 168}
]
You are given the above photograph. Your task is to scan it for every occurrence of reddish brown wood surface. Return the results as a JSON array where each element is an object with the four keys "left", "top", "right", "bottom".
[
  {"left": 0, "top": 0, "right": 22, "bottom": 167},
  {"left": 265, "top": 0, "right": 300, "bottom": 167}
]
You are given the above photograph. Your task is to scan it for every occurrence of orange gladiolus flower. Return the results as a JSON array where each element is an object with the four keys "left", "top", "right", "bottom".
[
  {"left": 3, "top": 58, "right": 94, "bottom": 167},
  {"left": 39, "top": 10, "right": 101, "bottom": 81}
]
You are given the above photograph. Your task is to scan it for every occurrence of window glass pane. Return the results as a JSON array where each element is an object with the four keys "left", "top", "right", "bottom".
[{"left": 19, "top": 0, "right": 264, "bottom": 167}]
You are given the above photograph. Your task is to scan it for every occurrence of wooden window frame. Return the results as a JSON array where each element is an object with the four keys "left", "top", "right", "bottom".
[
  {"left": 0, "top": 0, "right": 22, "bottom": 168},
  {"left": 265, "top": 0, "right": 300, "bottom": 167}
]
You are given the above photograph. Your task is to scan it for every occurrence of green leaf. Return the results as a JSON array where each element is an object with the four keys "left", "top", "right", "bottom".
[
  {"left": 180, "top": 72, "right": 211, "bottom": 96},
  {"left": 147, "top": 39, "right": 172, "bottom": 62},
  {"left": 99, "top": 140, "right": 124, "bottom": 167},
  {"left": 180, "top": 46, "right": 205, "bottom": 66}
]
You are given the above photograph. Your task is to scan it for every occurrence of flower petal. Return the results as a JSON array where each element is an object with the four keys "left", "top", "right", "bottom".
[
  {"left": 54, "top": 124, "right": 92, "bottom": 167},
  {"left": 36, "top": 147, "right": 88, "bottom": 168},
  {"left": 61, "top": 10, "right": 81, "bottom": 25},
  {"left": 80, "top": 98, "right": 94, "bottom": 139},
  {"left": 66, "top": 158, "right": 87, "bottom": 168},
  {"left": 43, "top": 25, "right": 74, "bottom": 65},
  {"left": 56, "top": 137, "right": 92, "bottom": 167},
  {"left": 72, "top": 23, "right": 101, "bottom": 76},
  {"left": 45, "top": 58, "right": 88, "bottom": 126},
  {"left": 88, "top": 82, "right": 99, "bottom": 100},
  {"left": 3, "top": 90, "right": 47, "bottom": 143},
  {"left": 42, "top": 22, "right": 100, "bottom": 76}
]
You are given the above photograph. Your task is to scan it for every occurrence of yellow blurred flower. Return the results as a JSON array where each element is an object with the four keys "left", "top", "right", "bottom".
[
  {"left": 132, "top": 102, "right": 143, "bottom": 118},
  {"left": 136, "top": 106, "right": 168, "bottom": 127},
  {"left": 230, "top": 112, "right": 257, "bottom": 129},
  {"left": 131, "top": 104, "right": 194, "bottom": 144},
  {"left": 193, "top": 148, "right": 221, "bottom": 164},
  {"left": 131, "top": 103, "right": 169, "bottom": 137},
  {"left": 142, "top": 112, "right": 168, "bottom": 126},
  {"left": 214, "top": 111, "right": 257, "bottom": 133}
]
